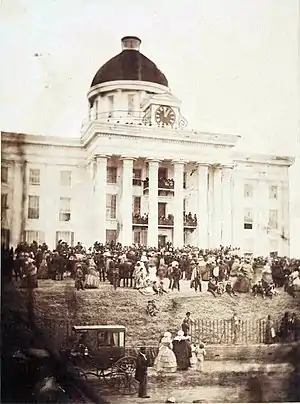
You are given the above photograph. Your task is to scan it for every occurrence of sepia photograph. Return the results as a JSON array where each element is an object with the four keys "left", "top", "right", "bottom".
[{"left": 1, "top": 0, "right": 300, "bottom": 402}]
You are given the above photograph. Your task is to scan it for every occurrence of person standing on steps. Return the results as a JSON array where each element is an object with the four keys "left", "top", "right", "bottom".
[{"left": 135, "top": 347, "right": 150, "bottom": 399}]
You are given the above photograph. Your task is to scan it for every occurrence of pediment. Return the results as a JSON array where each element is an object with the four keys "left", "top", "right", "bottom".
[{"left": 141, "top": 91, "right": 181, "bottom": 110}]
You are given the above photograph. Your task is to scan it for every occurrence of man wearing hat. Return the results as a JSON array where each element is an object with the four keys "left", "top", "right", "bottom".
[{"left": 135, "top": 347, "right": 150, "bottom": 398}]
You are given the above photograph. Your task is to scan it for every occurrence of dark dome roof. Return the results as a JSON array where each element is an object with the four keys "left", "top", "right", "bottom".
[{"left": 91, "top": 38, "right": 168, "bottom": 88}]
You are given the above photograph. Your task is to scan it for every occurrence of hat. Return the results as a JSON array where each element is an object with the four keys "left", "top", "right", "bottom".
[
  {"left": 171, "top": 261, "right": 179, "bottom": 267},
  {"left": 164, "top": 331, "right": 172, "bottom": 338},
  {"left": 177, "top": 330, "right": 184, "bottom": 337}
]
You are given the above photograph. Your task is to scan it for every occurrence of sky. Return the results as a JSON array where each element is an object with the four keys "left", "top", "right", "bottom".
[{"left": 1, "top": 0, "right": 300, "bottom": 253}]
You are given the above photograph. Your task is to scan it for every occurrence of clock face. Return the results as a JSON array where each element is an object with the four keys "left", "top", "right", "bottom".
[{"left": 155, "top": 105, "right": 176, "bottom": 126}]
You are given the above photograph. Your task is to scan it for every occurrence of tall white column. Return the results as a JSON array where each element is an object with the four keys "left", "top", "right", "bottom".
[
  {"left": 173, "top": 161, "right": 185, "bottom": 247},
  {"left": 221, "top": 165, "right": 234, "bottom": 247},
  {"left": 213, "top": 166, "right": 222, "bottom": 248},
  {"left": 232, "top": 174, "right": 244, "bottom": 249},
  {"left": 197, "top": 163, "right": 209, "bottom": 249},
  {"left": 147, "top": 159, "right": 160, "bottom": 247},
  {"left": 94, "top": 155, "right": 109, "bottom": 243},
  {"left": 257, "top": 179, "right": 269, "bottom": 256},
  {"left": 11, "top": 162, "right": 23, "bottom": 247},
  {"left": 121, "top": 157, "right": 134, "bottom": 246},
  {"left": 87, "top": 160, "right": 96, "bottom": 246}
]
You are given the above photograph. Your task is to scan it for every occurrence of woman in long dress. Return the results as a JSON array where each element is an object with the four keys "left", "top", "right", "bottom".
[
  {"left": 154, "top": 332, "right": 177, "bottom": 373},
  {"left": 172, "top": 330, "right": 191, "bottom": 370}
]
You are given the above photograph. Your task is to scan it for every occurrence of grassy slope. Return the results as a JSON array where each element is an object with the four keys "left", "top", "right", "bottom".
[{"left": 32, "top": 280, "right": 299, "bottom": 347}]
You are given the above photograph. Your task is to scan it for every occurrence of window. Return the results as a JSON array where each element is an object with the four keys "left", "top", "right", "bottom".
[
  {"left": 183, "top": 198, "right": 186, "bottom": 213},
  {"left": 1, "top": 193, "right": 8, "bottom": 220},
  {"left": 269, "top": 185, "right": 278, "bottom": 200},
  {"left": 29, "top": 169, "right": 40, "bottom": 186},
  {"left": 1, "top": 167, "right": 8, "bottom": 183},
  {"left": 25, "top": 231, "right": 44, "bottom": 244},
  {"left": 60, "top": 171, "right": 72, "bottom": 187},
  {"left": 133, "top": 196, "right": 141, "bottom": 215},
  {"left": 158, "top": 167, "right": 167, "bottom": 179},
  {"left": 106, "top": 229, "right": 117, "bottom": 243},
  {"left": 106, "top": 194, "right": 117, "bottom": 219},
  {"left": 244, "top": 183, "right": 253, "bottom": 198},
  {"left": 108, "top": 95, "right": 114, "bottom": 117},
  {"left": 244, "top": 209, "right": 253, "bottom": 230},
  {"left": 158, "top": 202, "right": 166, "bottom": 217},
  {"left": 268, "top": 209, "right": 278, "bottom": 230},
  {"left": 183, "top": 172, "right": 187, "bottom": 189},
  {"left": 107, "top": 167, "right": 117, "bottom": 184},
  {"left": 59, "top": 197, "right": 71, "bottom": 221},
  {"left": 133, "top": 168, "right": 142, "bottom": 186},
  {"left": 28, "top": 195, "right": 39, "bottom": 219},
  {"left": 95, "top": 99, "right": 99, "bottom": 119},
  {"left": 128, "top": 94, "right": 135, "bottom": 116},
  {"left": 134, "top": 230, "right": 141, "bottom": 244},
  {"left": 56, "top": 231, "right": 74, "bottom": 246}
]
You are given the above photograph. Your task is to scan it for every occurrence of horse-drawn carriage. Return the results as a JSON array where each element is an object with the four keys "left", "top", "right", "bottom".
[{"left": 66, "top": 325, "right": 138, "bottom": 395}]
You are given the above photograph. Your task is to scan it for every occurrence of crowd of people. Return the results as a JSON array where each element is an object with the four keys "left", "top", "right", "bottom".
[
  {"left": 2, "top": 241, "right": 300, "bottom": 300},
  {"left": 131, "top": 212, "right": 197, "bottom": 227}
]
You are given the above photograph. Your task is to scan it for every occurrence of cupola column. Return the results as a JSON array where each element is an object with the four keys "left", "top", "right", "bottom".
[
  {"left": 173, "top": 161, "right": 186, "bottom": 247},
  {"left": 120, "top": 157, "right": 135, "bottom": 246},
  {"left": 147, "top": 159, "right": 160, "bottom": 247},
  {"left": 94, "top": 154, "right": 110, "bottom": 243}
]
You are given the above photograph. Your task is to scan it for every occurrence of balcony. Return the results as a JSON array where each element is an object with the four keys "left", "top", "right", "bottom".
[
  {"left": 143, "top": 178, "right": 175, "bottom": 196},
  {"left": 132, "top": 213, "right": 148, "bottom": 227},
  {"left": 184, "top": 213, "right": 197, "bottom": 229}
]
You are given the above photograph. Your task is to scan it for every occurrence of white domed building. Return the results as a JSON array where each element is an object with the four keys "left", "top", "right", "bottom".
[{"left": 1, "top": 36, "right": 294, "bottom": 255}]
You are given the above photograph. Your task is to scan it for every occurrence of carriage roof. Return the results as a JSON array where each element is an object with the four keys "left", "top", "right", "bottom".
[{"left": 72, "top": 325, "right": 126, "bottom": 332}]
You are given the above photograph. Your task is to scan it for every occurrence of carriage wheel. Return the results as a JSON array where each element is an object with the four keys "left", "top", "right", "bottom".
[{"left": 110, "top": 356, "right": 138, "bottom": 395}]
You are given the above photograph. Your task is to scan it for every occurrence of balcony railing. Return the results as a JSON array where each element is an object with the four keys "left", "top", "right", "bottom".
[
  {"left": 132, "top": 213, "right": 198, "bottom": 228},
  {"left": 143, "top": 178, "right": 174, "bottom": 190}
]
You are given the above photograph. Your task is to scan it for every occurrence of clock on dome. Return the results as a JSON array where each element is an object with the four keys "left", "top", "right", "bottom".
[{"left": 155, "top": 105, "right": 176, "bottom": 126}]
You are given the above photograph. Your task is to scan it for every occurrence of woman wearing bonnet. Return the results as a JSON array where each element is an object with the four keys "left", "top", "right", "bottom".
[
  {"left": 153, "top": 332, "right": 177, "bottom": 373},
  {"left": 172, "top": 330, "right": 192, "bottom": 370}
]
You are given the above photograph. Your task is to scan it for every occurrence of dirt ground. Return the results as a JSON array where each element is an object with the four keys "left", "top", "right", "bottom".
[{"left": 30, "top": 278, "right": 299, "bottom": 346}]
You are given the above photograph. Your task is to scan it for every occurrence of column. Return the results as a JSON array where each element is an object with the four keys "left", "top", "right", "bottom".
[
  {"left": 94, "top": 154, "right": 109, "bottom": 243},
  {"left": 147, "top": 159, "right": 160, "bottom": 247},
  {"left": 213, "top": 166, "right": 222, "bottom": 248},
  {"left": 232, "top": 174, "right": 244, "bottom": 249},
  {"left": 197, "top": 163, "right": 209, "bottom": 249},
  {"left": 173, "top": 161, "right": 185, "bottom": 247},
  {"left": 221, "top": 165, "right": 234, "bottom": 247},
  {"left": 121, "top": 157, "right": 134, "bottom": 246},
  {"left": 87, "top": 160, "right": 96, "bottom": 246},
  {"left": 11, "top": 162, "right": 23, "bottom": 247}
]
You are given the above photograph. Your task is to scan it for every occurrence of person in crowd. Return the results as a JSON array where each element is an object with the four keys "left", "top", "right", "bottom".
[
  {"left": 133, "top": 262, "right": 147, "bottom": 289},
  {"left": 146, "top": 300, "right": 158, "bottom": 317},
  {"left": 170, "top": 261, "right": 181, "bottom": 291},
  {"left": 172, "top": 330, "right": 192, "bottom": 371},
  {"left": 195, "top": 342, "right": 207, "bottom": 372},
  {"left": 75, "top": 264, "right": 85, "bottom": 291},
  {"left": 265, "top": 315, "right": 276, "bottom": 344},
  {"left": 191, "top": 261, "right": 202, "bottom": 292},
  {"left": 110, "top": 258, "right": 119, "bottom": 290},
  {"left": 23, "top": 257, "right": 38, "bottom": 289},
  {"left": 154, "top": 331, "right": 177, "bottom": 373},
  {"left": 226, "top": 281, "right": 238, "bottom": 297},
  {"left": 231, "top": 312, "right": 240, "bottom": 344},
  {"left": 135, "top": 347, "right": 150, "bottom": 399},
  {"left": 207, "top": 277, "right": 218, "bottom": 297},
  {"left": 290, "top": 313, "right": 300, "bottom": 342},
  {"left": 181, "top": 312, "right": 195, "bottom": 337}
]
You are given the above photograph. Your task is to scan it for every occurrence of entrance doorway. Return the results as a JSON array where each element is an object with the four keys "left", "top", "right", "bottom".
[{"left": 158, "top": 235, "right": 166, "bottom": 248}]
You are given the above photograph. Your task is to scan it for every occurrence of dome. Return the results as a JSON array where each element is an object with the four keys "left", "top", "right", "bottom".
[{"left": 91, "top": 36, "right": 168, "bottom": 88}]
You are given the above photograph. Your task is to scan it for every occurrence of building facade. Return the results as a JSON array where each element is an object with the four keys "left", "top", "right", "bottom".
[{"left": 1, "top": 36, "right": 294, "bottom": 255}]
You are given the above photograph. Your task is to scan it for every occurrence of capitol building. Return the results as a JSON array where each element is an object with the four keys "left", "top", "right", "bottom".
[{"left": 1, "top": 36, "right": 294, "bottom": 256}]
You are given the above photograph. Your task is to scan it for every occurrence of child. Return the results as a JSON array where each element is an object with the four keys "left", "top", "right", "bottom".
[
  {"left": 190, "top": 343, "right": 197, "bottom": 369},
  {"left": 195, "top": 343, "right": 206, "bottom": 372}
]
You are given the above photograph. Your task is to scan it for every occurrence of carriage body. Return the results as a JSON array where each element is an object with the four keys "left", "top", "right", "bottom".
[{"left": 69, "top": 325, "right": 138, "bottom": 395}]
